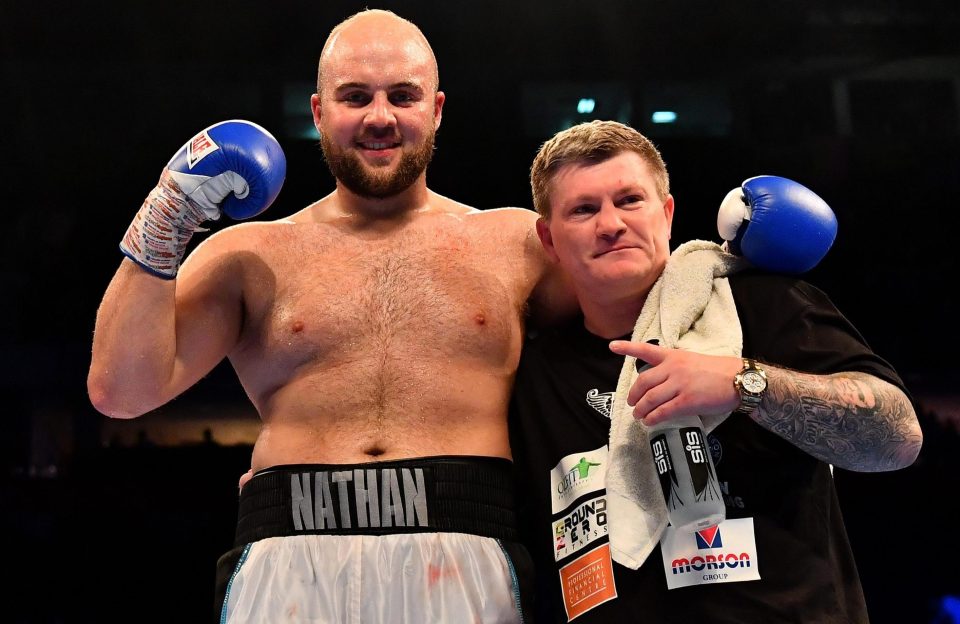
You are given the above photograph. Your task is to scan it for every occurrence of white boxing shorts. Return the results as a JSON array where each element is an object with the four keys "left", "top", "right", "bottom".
[{"left": 214, "top": 456, "right": 532, "bottom": 623}]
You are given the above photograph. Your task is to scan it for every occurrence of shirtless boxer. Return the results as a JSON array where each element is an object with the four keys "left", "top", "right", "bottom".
[{"left": 88, "top": 9, "right": 570, "bottom": 623}]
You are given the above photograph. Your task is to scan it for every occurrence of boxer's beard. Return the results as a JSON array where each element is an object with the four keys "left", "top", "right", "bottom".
[{"left": 321, "top": 130, "right": 435, "bottom": 200}]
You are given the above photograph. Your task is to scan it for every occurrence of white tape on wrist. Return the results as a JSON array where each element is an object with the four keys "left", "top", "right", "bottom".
[{"left": 119, "top": 169, "right": 212, "bottom": 277}]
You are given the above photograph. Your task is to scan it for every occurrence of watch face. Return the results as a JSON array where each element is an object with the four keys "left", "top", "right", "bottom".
[{"left": 741, "top": 370, "right": 766, "bottom": 393}]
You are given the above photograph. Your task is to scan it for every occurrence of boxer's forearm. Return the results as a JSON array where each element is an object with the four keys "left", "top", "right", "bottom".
[{"left": 88, "top": 259, "right": 181, "bottom": 418}]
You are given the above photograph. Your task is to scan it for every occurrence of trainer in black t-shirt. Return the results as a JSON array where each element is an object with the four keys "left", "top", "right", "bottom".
[{"left": 509, "top": 271, "right": 906, "bottom": 623}]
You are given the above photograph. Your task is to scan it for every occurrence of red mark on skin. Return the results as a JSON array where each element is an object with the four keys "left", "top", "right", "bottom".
[
  {"left": 474, "top": 313, "right": 486, "bottom": 326},
  {"left": 291, "top": 321, "right": 304, "bottom": 333}
]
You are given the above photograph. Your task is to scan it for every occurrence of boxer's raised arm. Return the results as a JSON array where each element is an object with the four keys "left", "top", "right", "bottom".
[
  {"left": 87, "top": 121, "right": 285, "bottom": 418},
  {"left": 88, "top": 233, "right": 248, "bottom": 418}
]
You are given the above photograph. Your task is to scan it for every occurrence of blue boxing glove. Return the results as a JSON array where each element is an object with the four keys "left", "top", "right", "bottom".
[
  {"left": 717, "top": 175, "right": 838, "bottom": 274},
  {"left": 120, "top": 120, "right": 286, "bottom": 278}
]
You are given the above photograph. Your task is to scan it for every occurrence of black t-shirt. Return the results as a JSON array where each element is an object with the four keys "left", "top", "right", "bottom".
[{"left": 509, "top": 271, "right": 906, "bottom": 623}]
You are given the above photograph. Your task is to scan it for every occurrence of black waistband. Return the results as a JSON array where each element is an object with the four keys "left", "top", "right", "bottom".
[{"left": 234, "top": 456, "right": 519, "bottom": 545}]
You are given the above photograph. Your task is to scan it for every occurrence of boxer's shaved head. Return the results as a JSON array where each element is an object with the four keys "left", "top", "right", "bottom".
[{"left": 317, "top": 9, "right": 439, "bottom": 97}]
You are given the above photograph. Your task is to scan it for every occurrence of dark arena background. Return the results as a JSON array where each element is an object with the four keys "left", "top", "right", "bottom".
[{"left": 3, "top": 1, "right": 958, "bottom": 622}]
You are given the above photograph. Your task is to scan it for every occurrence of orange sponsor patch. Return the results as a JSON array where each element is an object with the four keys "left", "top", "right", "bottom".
[{"left": 559, "top": 543, "right": 617, "bottom": 620}]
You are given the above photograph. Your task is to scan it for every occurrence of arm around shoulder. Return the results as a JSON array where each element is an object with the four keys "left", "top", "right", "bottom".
[
  {"left": 510, "top": 209, "right": 579, "bottom": 325},
  {"left": 754, "top": 365, "right": 923, "bottom": 472}
]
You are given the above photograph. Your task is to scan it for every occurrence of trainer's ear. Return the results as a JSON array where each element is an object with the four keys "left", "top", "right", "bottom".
[
  {"left": 664, "top": 194, "right": 675, "bottom": 240},
  {"left": 535, "top": 217, "right": 560, "bottom": 263}
]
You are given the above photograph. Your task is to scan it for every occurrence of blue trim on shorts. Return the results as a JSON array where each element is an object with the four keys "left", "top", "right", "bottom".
[
  {"left": 497, "top": 539, "right": 525, "bottom": 624},
  {"left": 219, "top": 543, "right": 252, "bottom": 624}
]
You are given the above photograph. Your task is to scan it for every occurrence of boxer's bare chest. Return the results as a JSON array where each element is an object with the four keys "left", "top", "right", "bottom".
[{"left": 234, "top": 217, "right": 528, "bottom": 380}]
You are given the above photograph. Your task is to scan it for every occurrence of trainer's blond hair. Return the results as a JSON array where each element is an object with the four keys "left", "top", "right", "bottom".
[{"left": 530, "top": 120, "right": 669, "bottom": 218}]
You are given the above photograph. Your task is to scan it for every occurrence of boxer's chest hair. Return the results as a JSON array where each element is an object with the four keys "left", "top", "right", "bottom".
[{"left": 257, "top": 221, "right": 524, "bottom": 371}]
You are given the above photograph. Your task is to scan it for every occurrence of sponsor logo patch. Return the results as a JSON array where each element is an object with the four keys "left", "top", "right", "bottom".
[
  {"left": 553, "top": 495, "right": 608, "bottom": 561},
  {"left": 659, "top": 518, "right": 761, "bottom": 589},
  {"left": 550, "top": 447, "right": 608, "bottom": 514},
  {"left": 559, "top": 544, "right": 617, "bottom": 621}
]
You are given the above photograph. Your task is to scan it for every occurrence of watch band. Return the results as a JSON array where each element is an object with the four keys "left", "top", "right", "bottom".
[{"left": 735, "top": 358, "right": 767, "bottom": 415}]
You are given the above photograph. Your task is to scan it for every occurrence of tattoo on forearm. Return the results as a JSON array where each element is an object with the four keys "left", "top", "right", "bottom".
[{"left": 755, "top": 370, "right": 921, "bottom": 472}]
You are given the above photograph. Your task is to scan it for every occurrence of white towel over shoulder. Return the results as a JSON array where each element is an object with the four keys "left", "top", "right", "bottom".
[{"left": 606, "top": 240, "right": 746, "bottom": 569}]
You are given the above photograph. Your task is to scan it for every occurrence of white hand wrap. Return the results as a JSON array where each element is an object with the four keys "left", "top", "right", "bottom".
[{"left": 119, "top": 169, "right": 216, "bottom": 278}]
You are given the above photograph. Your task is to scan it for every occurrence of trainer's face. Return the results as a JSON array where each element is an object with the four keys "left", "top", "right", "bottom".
[
  {"left": 536, "top": 151, "right": 674, "bottom": 301},
  {"left": 313, "top": 16, "right": 444, "bottom": 199}
]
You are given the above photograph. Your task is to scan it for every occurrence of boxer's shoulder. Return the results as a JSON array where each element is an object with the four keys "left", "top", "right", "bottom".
[
  {"left": 466, "top": 206, "right": 538, "bottom": 222},
  {"left": 460, "top": 206, "right": 539, "bottom": 241},
  {"left": 429, "top": 190, "right": 478, "bottom": 215},
  {"left": 175, "top": 221, "right": 297, "bottom": 287},
  {"left": 191, "top": 219, "right": 296, "bottom": 255}
]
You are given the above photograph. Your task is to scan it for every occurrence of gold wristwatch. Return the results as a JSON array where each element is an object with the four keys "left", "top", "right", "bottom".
[{"left": 734, "top": 358, "right": 767, "bottom": 415}]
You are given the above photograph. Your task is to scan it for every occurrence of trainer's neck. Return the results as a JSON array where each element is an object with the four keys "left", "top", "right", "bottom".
[{"left": 580, "top": 294, "right": 647, "bottom": 339}]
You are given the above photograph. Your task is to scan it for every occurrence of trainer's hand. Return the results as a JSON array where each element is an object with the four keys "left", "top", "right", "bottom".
[
  {"left": 717, "top": 175, "right": 837, "bottom": 274},
  {"left": 609, "top": 340, "right": 741, "bottom": 426},
  {"left": 120, "top": 120, "right": 286, "bottom": 278}
]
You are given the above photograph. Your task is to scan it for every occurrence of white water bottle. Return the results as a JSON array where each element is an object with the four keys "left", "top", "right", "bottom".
[
  {"left": 636, "top": 342, "right": 725, "bottom": 532},
  {"left": 648, "top": 415, "right": 725, "bottom": 532}
]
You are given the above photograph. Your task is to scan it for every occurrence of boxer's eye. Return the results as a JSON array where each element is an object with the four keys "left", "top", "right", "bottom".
[
  {"left": 389, "top": 91, "right": 418, "bottom": 105},
  {"left": 342, "top": 91, "right": 371, "bottom": 105}
]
